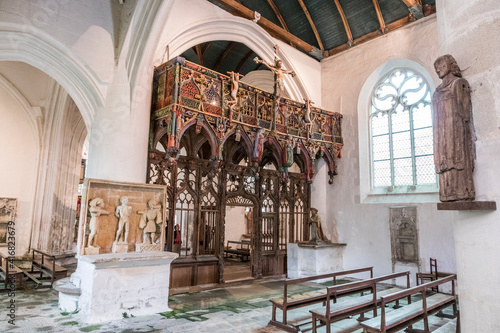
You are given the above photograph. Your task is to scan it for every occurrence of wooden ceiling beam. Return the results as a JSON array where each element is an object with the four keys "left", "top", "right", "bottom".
[
  {"left": 201, "top": 42, "right": 212, "bottom": 56},
  {"left": 214, "top": 41, "right": 236, "bottom": 72},
  {"left": 372, "top": 0, "right": 387, "bottom": 34},
  {"left": 209, "top": 0, "right": 319, "bottom": 58},
  {"left": 325, "top": 16, "right": 410, "bottom": 57},
  {"left": 297, "top": 0, "right": 324, "bottom": 51},
  {"left": 266, "top": 0, "right": 296, "bottom": 48},
  {"left": 333, "top": 0, "right": 354, "bottom": 46},
  {"left": 401, "top": 0, "right": 424, "bottom": 19},
  {"left": 235, "top": 50, "right": 254, "bottom": 73},
  {"left": 194, "top": 44, "right": 204, "bottom": 66}
]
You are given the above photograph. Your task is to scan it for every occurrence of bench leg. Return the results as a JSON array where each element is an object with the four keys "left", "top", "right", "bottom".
[
  {"left": 357, "top": 312, "right": 366, "bottom": 322},
  {"left": 326, "top": 318, "right": 331, "bottom": 333},
  {"left": 283, "top": 309, "right": 287, "bottom": 324},
  {"left": 272, "top": 305, "right": 276, "bottom": 321},
  {"left": 312, "top": 315, "right": 317, "bottom": 333}
]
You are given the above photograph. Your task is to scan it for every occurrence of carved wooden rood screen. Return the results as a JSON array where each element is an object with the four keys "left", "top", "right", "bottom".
[{"left": 147, "top": 57, "right": 343, "bottom": 289}]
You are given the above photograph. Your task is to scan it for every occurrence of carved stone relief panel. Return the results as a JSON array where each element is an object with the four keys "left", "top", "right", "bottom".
[
  {"left": 390, "top": 206, "right": 419, "bottom": 263},
  {"left": 77, "top": 179, "right": 167, "bottom": 256},
  {"left": 0, "top": 198, "right": 17, "bottom": 245}
]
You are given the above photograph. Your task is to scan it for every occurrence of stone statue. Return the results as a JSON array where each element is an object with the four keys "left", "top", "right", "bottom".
[
  {"left": 114, "top": 196, "right": 132, "bottom": 243},
  {"left": 309, "top": 208, "right": 327, "bottom": 243},
  {"left": 87, "top": 197, "right": 109, "bottom": 248},
  {"left": 137, "top": 200, "right": 163, "bottom": 244},
  {"left": 432, "top": 54, "right": 476, "bottom": 202}
]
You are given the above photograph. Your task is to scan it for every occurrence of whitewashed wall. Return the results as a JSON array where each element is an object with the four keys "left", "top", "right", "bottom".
[
  {"left": 436, "top": 1, "right": 500, "bottom": 331},
  {"left": 315, "top": 16, "right": 457, "bottom": 286},
  {"left": 0, "top": 84, "right": 39, "bottom": 256},
  {"left": 224, "top": 206, "right": 248, "bottom": 244}
]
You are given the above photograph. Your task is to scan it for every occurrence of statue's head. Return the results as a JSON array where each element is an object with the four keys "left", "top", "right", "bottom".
[
  {"left": 434, "top": 54, "right": 462, "bottom": 79},
  {"left": 120, "top": 196, "right": 128, "bottom": 205},
  {"left": 275, "top": 59, "right": 282, "bottom": 67},
  {"left": 90, "top": 197, "right": 104, "bottom": 208},
  {"left": 147, "top": 200, "right": 157, "bottom": 209},
  {"left": 310, "top": 207, "right": 318, "bottom": 215}
]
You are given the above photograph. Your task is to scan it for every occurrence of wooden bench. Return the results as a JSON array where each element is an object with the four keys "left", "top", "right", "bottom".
[
  {"left": 0, "top": 253, "right": 23, "bottom": 291},
  {"left": 30, "top": 249, "right": 68, "bottom": 288},
  {"left": 360, "top": 275, "right": 458, "bottom": 333},
  {"left": 224, "top": 240, "right": 250, "bottom": 261},
  {"left": 310, "top": 271, "right": 410, "bottom": 333},
  {"left": 269, "top": 266, "right": 374, "bottom": 332}
]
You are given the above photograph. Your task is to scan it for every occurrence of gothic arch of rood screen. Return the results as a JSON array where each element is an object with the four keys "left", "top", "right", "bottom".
[{"left": 147, "top": 57, "right": 343, "bottom": 290}]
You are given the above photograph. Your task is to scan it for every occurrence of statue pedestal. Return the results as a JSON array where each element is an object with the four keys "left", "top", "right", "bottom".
[
  {"left": 84, "top": 247, "right": 100, "bottom": 255},
  {"left": 112, "top": 242, "right": 129, "bottom": 253},
  {"left": 135, "top": 243, "right": 162, "bottom": 252},
  {"left": 76, "top": 251, "right": 178, "bottom": 323},
  {"left": 287, "top": 242, "right": 347, "bottom": 281}
]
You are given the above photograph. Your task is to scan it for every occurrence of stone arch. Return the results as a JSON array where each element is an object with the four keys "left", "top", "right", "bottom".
[{"left": 0, "top": 26, "right": 105, "bottom": 130}]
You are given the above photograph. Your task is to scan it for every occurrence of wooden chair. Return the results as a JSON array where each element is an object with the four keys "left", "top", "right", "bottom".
[{"left": 416, "top": 258, "right": 438, "bottom": 292}]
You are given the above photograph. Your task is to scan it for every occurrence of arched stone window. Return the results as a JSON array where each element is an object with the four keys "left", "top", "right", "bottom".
[{"left": 370, "top": 68, "right": 436, "bottom": 188}]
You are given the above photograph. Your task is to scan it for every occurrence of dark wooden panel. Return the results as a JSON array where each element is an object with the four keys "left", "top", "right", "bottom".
[
  {"left": 197, "top": 264, "right": 219, "bottom": 285},
  {"left": 171, "top": 266, "right": 193, "bottom": 288}
]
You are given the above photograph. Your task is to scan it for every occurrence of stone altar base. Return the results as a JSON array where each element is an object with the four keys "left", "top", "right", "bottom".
[
  {"left": 112, "top": 242, "right": 129, "bottom": 253},
  {"left": 135, "top": 243, "right": 162, "bottom": 252},
  {"left": 287, "top": 242, "right": 347, "bottom": 281},
  {"left": 76, "top": 251, "right": 178, "bottom": 323},
  {"left": 84, "top": 247, "right": 100, "bottom": 255}
]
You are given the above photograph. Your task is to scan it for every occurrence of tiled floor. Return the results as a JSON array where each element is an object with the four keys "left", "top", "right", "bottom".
[{"left": 0, "top": 278, "right": 456, "bottom": 333}]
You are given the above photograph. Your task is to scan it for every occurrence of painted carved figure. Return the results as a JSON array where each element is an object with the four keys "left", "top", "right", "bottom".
[
  {"left": 253, "top": 51, "right": 295, "bottom": 97},
  {"left": 227, "top": 71, "right": 242, "bottom": 123},
  {"left": 137, "top": 200, "right": 163, "bottom": 244},
  {"left": 114, "top": 196, "right": 132, "bottom": 243},
  {"left": 282, "top": 135, "right": 295, "bottom": 180},
  {"left": 303, "top": 99, "right": 314, "bottom": 139},
  {"left": 87, "top": 197, "right": 109, "bottom": 248},
  {"left": 253, "top": 128, "right": 266, "bottom": 160},
  {"left": 432, "top": 54, "right": 476, "bottom": 201}
]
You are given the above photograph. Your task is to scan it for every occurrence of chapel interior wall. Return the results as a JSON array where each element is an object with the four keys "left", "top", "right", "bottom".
[{"left": 314, "top": 15, "right": 457, "bottom": 287}]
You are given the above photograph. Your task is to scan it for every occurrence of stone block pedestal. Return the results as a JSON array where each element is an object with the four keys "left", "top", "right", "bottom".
[
  {"left": 112, "top": 242, "right": 129, "bottom": 253},
  {"left": 77, "top": 251, "right": 178, "bottom": 323},
  {"left": 287, "top": 242, "right": 346, "bottom": 281}
]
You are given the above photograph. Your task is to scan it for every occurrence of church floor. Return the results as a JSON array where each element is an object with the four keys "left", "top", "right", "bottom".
[{"left": 1, "top": 278, "right": 456, "bottom": 333}]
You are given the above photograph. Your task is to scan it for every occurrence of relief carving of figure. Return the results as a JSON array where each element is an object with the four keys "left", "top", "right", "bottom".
[
  {"left": 137, "top": 200, "right": 163, "bottom": 244},
  {"left": 114, "top": 196, "right": 132, "bottom": 243},
  {"left": 432, "top": 55, "right": 476, "bottom": 202},
  {"left": 87, "top": 198, "right": 109, "bottom": 248}
]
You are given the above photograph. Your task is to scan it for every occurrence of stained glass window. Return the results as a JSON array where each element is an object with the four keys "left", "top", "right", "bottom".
[{"left": 370, "top": 69, "right": 436, "bottom": 188}]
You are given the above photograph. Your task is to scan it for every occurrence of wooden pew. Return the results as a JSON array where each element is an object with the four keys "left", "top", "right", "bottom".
[
  {"left": 30, "top": 249, "right": 68, "bottom": 288},
  {"left": 269, "top": 266, "right": 374, "bottom": 332},
  {"left": 0, "top": 253, "right": 23, "bottom": 291},
  {"left": 310, "top": 271, "right": 410, "bottom": 333},
  {"left": 224, "top": 240, "right": 250, "bottom": 261},
  {"left": 360, "top": 275, "right": 457, "bottom": 333}
]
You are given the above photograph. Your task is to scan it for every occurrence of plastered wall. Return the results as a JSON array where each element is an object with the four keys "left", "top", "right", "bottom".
[
  {"left": 315, "top": 16, "right": 457, "bottom": 286},
  {"left": 0, "top": 85, "right": 39, "bottom": 256}
]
